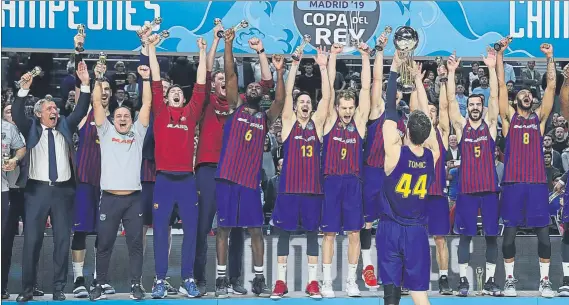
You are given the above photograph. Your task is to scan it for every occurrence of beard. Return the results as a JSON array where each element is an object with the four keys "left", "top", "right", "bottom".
[
  {"left": 247, "top": 95, "right": 262, "bottom": 110},
  {"left": 516, "top": 98, "right": 532, "bottom": 111},
  {"left": 468, "top": 110, "right": 482, "bottom": 122}
]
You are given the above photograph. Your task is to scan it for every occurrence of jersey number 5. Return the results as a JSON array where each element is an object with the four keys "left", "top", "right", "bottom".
[
  {"left": 395, "top": 173, "right": 427, "bottom": 199},
  {"left": 474, "top": 146, "right": 481, "bottom": 158},
  {"left": 523, "top": 132, "right": 530, "bottom": 144}
]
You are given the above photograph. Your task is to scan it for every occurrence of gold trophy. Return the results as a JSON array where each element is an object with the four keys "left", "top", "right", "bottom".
[
  {"left": 436, "top": 56, "right": 448, "bottom": 83},
  {"left": 142, "top": 30, "right": 170, "bottom": 46},
  {"left": 350, "top": 38, "right": 372, "bottom": 54},
  {"left": 493, "top": 35, "right": 512, "bottom": 52},
  {"left": 476, "top": 267, "right": 484, "bottom": 296},
  {"left": 214, "top": 18, "right": 224, "bottom": 38},
  {"left": 217, "top": 20, "right": 249, "bottom": 39},
  {"left": 292, "top": 34, "right": 312, "bottom": 61},
  {"left": 2, "top": 153, "right": 10, "bottom": 166},
  {"left": 15, "top": 66, "right": 42, "bottom": 89},
  {"left": 95, "top": 52, "right": 107, "bottom": 81},
  {"left": 136, "top": 17, "right": 163, "bottom": 38},
  {"left": 370, "top": 26, "right": 392, "bottom": 57},
  {"left": 75, "top": 24, "right": 86, "bottom": 52}
]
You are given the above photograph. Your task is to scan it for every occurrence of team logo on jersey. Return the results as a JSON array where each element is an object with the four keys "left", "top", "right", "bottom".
[
  {"left": 480, "top": 124, "right": 485, "bottom": 131},
  {"left": 100, "top": 214, "right": 106, "bottom": 221},
  {"left": 255, "top": 112, "right": 263, "bottom": 119},
  {"left": 181, "top": 116, "right": 186, "bottom": 122},
  {"left": 347, "top": 124, "right": 355, "bottom": 132},
  {"left": 90, "top": 122, "right": 96, "bottom": 126},
  {"left": 307, "top": 122, "right": 314, "bottom": 130},
  {"left": 529, "top": 113, "right": 537, "bottom": 120},
  {"left": 153, "top": 203, "right": 159, "bottom": 209}
]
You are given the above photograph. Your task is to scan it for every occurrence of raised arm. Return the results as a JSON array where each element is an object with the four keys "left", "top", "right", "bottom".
[
  {"left": 438, "top": 83, "right": 450, "bottom": 149},
  {"left": 281, "top": 54, "right": 300, "bottom": 128},
  {"left": 483, "top": 48, "right": 499, "bottom": 140},
  {"left": 411, "top": 62, "right": 429, "bottom": 114},
  {"left": 496, "top": 38, "right": 515, "bottom": 136},
  {"left": 207, "top": 23, "right": 223, "bottom": 72},
  {"left": 66, "top": 61, "right": 92, "bottom": 129},
  {"left": 312, "top": 46, "right": 331, "bottom": 128},
  {"left": 355, "top": 44, "right": 371, "bottom": 136},
  {"left": 223, "top": 29, "right": 242, "bottom": 110},
  {"left": 383, "top": 57, "right": 404, "bottom": 175},
  {"left": 266, "top": 55, "right": 286, "bottom": 126},
  {"left": 93, "top": 80, "right": 106, "bottom": 127},
  {"left": 148, "top": 34, "right": 161, "bottom": 82},
  {"left": 137, "top": 66, "right": 152, "bottom": 127},
  {"left": 537, "top": 44, "right": 556, "bottom": 133},
  {"left": 370, "top": 34, "right": 388, "bottom": 120},
  {"left": 325, "top": 43, "right": 344, "bottom": 125},
  {"left": 12, "top": 73, "right": 34, "bottom": 138},
  {"left": 561, "top": 64, "right": 569, "bottom": 120},
  {"left": 446, "top": 52, "right": 466, "bottom": 139},
  {"left": 248, "top": 38, "right": 272, "bottom": 82}
]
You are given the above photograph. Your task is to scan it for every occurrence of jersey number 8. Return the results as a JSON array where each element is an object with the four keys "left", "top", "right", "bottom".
[
  {"left": 395, "top": 173, "right": 428, "bottom": 199},
  {"left": 523, "top": 132, "right": 530, "bottom": 145}
]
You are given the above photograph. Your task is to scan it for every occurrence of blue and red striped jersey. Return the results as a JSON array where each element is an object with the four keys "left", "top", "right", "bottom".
[
  {"left": 75, "top": 110, "right": 101, "bottom": 185},
  {"left": 364, "top": 114, "right": 407, "bottom": 168},
  {"left": 216, "top": 104, "right": 268, "bottom": 189},
  {"left": 503, "top": 112, "right": 546, "bottom": 184},
  {"left": 279, "top": 120, "right": 322, "bottom": 194},
  {"left": 427, "top": 128, "right": 447, "bottom": 196},
  {"left": 141, "top": 158, "right": 156, "bottom": 182},
  {"left": 459, "top": 120, "right": 499, "bottom": 193},
  {"left": 322, "top": 118, "right": 362, "bottom": 177},
  {"left": 381, "top": 146, "right": 434, "bottom": 226}
]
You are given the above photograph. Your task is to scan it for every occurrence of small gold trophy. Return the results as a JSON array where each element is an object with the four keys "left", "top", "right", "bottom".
[
  {"left": 214, "top": 18, "right": 224, "bottom": 38},
  {"left": 15, "top": 66, "right": 42, "bottom": 88},
  {"left": 136, "top": 17, "right": 163, "bottom": 38},
  {"left": 436, "top": 56, "right": 448, "bottom": 83},
  {"left": 95, "top": 52, "right": 107, "bottom": 81},
  {"left": 370, "top": 26, "right": 392, "bottom": 57},
  {"left": 142, "top": 30, "right": 170, "bottom": 47},
  {"left": 217, "top": 20, "right": 249, "bottom": 39},
  {"left": 291, "top": 34, "right": 312, "bottom": 61},
  {"left": 76, "top": 24, "right": 86, "bottom": 52},
  {"left": 493, "top": 35, "right": 513, "bottom": 52}
]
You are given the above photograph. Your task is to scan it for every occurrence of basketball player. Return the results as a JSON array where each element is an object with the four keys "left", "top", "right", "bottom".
[
  {"left": 446, "top": 49, "right": 501, "bottom": 296},
  {"left": 557, "top": 64, "right": 569, "bottom": 296},
  {"left": 194, "top": 24, "right": 274, "bottom": 296},
  {"left": 214, "top": 28, "right": 285, "bottom": 298},
  {"left": 378, "top": 53, "right": 439, "bottom": 305},
  {"left": 497, "top": 41, "right": 556, "bottom": 298},
  {"left": 147, "top": 35, "right": 208, "bottom": 298},
  {"left": 320, "top": 42, "right": 371, "bottom": 298},
  {"left": 269, "top": 46, "right": 330, "bottom": 299}
]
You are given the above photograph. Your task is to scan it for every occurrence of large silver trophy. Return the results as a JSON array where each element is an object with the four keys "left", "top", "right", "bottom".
[
  {"left": 95, "top": 52, "right": 107, "bottom": 82},
  {"left": 216, "top": 20, "right": 249, "bottom": 39},
  {"left": 292, "top": 35, "right": 311, "bottom": 61},
  {"left": 75, "top": 24, "right": 86, "bottom": 52},
  {"left": 14, "top": 66, "right": 42, "bottom": 89},
  {"left": 370, "top": 26, "right": 392, "bottom": 57},
  {"left": 393, "top": 26, "right": 419, "bottom": 94},
  {"left": 136, "top": 17, "right": 163, "bottom": 38}
]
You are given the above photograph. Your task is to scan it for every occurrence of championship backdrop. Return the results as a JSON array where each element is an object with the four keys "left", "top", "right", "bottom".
[
  {"left": 2, "top": 1, "right": 568, "bottom": 58},
  {"left": 5, "top": 236, "right": 565, "bottom": 293}
]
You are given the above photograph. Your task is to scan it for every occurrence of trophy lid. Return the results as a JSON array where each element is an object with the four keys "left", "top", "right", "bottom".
[{"left": 394, "top": 26, "right": 419, "bottom": 52}]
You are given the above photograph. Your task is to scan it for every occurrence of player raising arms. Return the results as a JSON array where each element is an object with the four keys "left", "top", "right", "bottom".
[
  {"left": 377, "top": 53, "right": 440, "bottom": 305},
  {"left": 320, "top": 41, "right": 370, "bottom": 298},
  {"left": 214, "top": 28, "right": 285, "bottom": 298},
  {"left": 446, "top": 49, "right": 501, "bottom": 296},
  {"left": 269, "top": 46, "right": 331, "bottom": 300},
  {"left": 498, "top": 41, "right": 556, "bottom": 298}
]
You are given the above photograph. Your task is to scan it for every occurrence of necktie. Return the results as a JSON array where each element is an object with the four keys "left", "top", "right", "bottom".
[{"left": 47, "top": 128, "right": 58, "bottom": 183}]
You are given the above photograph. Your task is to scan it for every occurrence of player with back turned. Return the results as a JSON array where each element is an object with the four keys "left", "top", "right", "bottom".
[
  {"left": 320, "top": 41, "right": 371, "bottom": 298},
  {"left": 377, "top": 53, "right": 439, "bottom": 305},
  {"left": 497, "top": 40, "right": 557, "bottom": 298},
  {"left": 446, "top": 48, "right": 502, "bottom": 296},
  {"left": 269, "top": 46, "right": 330, "bottom": 299},
  {"left": 214, "top": 28, "right": 285, "bottom": 298}
]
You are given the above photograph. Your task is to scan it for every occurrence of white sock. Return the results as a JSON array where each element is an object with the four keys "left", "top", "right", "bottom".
[
  {"left": 277, "top": 263, "right": 287, "bottom": 282},
  {"left": 323, "top": 264, "right": 332, "bottom": 282},
  {"left": 308, "top": 264, "right": 318, "bottom": 283},
  {"left": 254, "top": 266, "right": 264, "bottom": 277},
  {"left": 505, "top": 261, "right": 515, "bottom": 278},
  {"left": 459, "top": 263, "right": 468, "bottom": 278},
  {"left": 563, "top": 262, "right": 569, "bottom": 277},
  {"left": 347, "top": 264, "right": 358, "bottom": 281},
  {"left": 485, "top": 263, "right": 496, "bottom": 281},
  {"left": 539, "top": 262, "right": 550, "bottom": 280},
  {"left": 72, "top": 262, "right": 84, "bottom": 281},
  {"left": 361, "top": 249, "right": 372, "bottom": 267},
  {"left": 439, "top": 270, "right": 448, "bottom": 277},
  {"left": 217, "top": 265, "right": 227, "bottom": 278},
  {"left": 93, "top": 247, "right": 97, "bottom": 280}
]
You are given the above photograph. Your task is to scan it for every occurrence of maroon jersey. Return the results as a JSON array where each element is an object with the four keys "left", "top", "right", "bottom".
[
  {"left": 459, "top": 120, "right": 499, "bottom": 193},
  {"left": 141, "top": 158, "right": 156, "bottom": 182},
  {"left": 364, "top": 114, "right": 406, "bottom": 168},
  {"left": 427, "top": 129, "right": 446, "bottom": 196},
  {"left": 503, "top": 112, "right": 546, "bottom": 184},
  {"left": 322, "top": 118, "right": 363, "bottom": 177},
  {"left": 75, "top": 110, "right": 101, "bottom": 185},
  {"left": 216, "top": 105, "right": 268, "bottom": 189},
  {"left": 279, "top": 120, "right": 322, "bottom": 194}
]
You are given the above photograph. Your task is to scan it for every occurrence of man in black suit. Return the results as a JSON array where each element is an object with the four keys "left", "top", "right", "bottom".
[{"left": 12, "top": 60, "right": 91, "bottom": 302}]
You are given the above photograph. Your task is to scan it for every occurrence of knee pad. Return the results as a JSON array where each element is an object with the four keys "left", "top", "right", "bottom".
[
  {"left": 306, "top": 231, "right": 319, "bottom": 257},
  {"left": 383, "top": 284, "right": 401, "bottom": 305},
  {"left": 71, "top": 232, "right": 87, "bottom": 251}
]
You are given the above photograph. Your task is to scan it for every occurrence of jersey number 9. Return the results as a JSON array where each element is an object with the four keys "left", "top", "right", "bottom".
[
  {"left": 395, "top": 173, "right": 428, "bottom": 199},
  {"left": 341, "top": 148, "right": 347, "bottom": 160}
]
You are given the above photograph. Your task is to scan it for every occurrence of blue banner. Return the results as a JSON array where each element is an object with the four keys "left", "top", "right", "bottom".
[{"left": 2, "top": 1, "right": 568, "bottom": 58}]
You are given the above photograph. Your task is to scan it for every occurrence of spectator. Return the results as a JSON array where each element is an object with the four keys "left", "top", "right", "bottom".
[
  {"left": 124, "top": 72, "right": 139, "bottom": 102},
  {"left": 455, "top": 84, "right": 467, "bottom": 116},
  {"left": 295, "top": 63, "right": 320, "bottom": 101},
  {"left": 506, "top": 80, "right": 516, "bottom": 103},
  {"left": 2, "top": 88, "right": 15, "bottom": 105},
  {"left": 446, "top": 134, "right": 460, "bottom": 161},
  {"left": 334, "top": 69, "right": 346, "bottom": 91},
  {"left": 504, "top": 62, "right": 516, "bottom": 83},
  {"left": 263, "top": 158, "right": 282, "bottom": 218},
  {"left": 235, "top": 57, "right": 255, "bottom": 92},
  {"left": 472, "top": 75, "right": 490, "bottom": 107},
  {"left": 561, "top": 147, "right": 569, "bottom": 172},
  {"left": 108, "top": 88, "right": 133, "bottom": 115},
  {"left": 263, "top": 135, "right": 276, "bottom": 184},
  {"left": 60, "top": 66, "right": 75, "bottom": 99},
  {"left": 60, "top": 90, "right": 76, "bottom": 117},
  {"left": 552, "top": 126, "right": 568, "bottom": 153},
  {"left": 468, "top": 62, "right": 480, "bottom": 85},
  {"left": 470, "top": 67, "right": 485, "bottom": 93},
  {"left": 543, "top": 134, "right": 563, "bottom": 170},
  {"left": 495, "top": 146, "right": 505, "bottom": 185},
  {"left": 110, "top": 61, "right": 128, "bottom": 93},
  {"left": 521, "top": 60, "right": 541, "bottom": 100},
  {"left": 544, "top": 151, "right": 561, "bottom": 191}
]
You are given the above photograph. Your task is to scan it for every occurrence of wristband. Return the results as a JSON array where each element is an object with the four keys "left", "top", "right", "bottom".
[
  {"left": 142, "top": 78, "right": 151, "bottom": 82},
  {"left": 257, "top": 48, "right": 265, "bottom": 54}
]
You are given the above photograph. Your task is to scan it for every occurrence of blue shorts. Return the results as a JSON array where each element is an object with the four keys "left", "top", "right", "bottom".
[
  {"left": 362, "top": 165, "right": 384, "bottom": 223},
  {"left": 73, "top": 183, "right": 101, "bottom": 232},
  {"left": 426, "top": 195, "right": 450, "bottom": 235},
  {"left": 272, "top": 194, "right": 323, "bottom": 231},
  {"left": 501, "top": 183, "right": 549, "bottom": 228},
  {"left": 454, "top": 192, "right": 500, "bottom": 236},
  {"left": 376, "top": 219, "right": 430, "bottom": 291},
  {"left": 321, "top": 175, "right": 363, "bottom": 232},
  {"left": 216, "top": 180, "right": 263, "bottom": 228}
]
